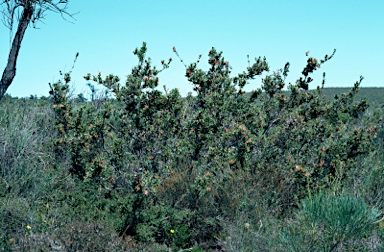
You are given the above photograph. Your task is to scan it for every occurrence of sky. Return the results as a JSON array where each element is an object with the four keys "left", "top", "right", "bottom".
[{"left": 1, "top": 1, "right": 384, "bottom": 99}]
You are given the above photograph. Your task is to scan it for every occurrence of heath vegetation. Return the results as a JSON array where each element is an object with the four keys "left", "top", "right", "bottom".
[{"left": 1, "top": 43, "right": 384, "bottom": 251}]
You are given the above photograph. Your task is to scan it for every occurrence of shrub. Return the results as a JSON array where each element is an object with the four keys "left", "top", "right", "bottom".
[{"left": 46, "top": 43, "right": 381, "bottom": 248}]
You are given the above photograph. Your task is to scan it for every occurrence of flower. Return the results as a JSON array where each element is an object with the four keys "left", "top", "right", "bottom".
[
  {"left": 26, "top": 225, "right": 31, "bottom": 230},
  {"left": 170, "top": 229, "right": 175, "bottom": 234},
  {"left": 9, "top": 238, "right": 15, "bottom": 243},
  {"left": 244, "top": 223, "right": 250, "bottom": 229}
]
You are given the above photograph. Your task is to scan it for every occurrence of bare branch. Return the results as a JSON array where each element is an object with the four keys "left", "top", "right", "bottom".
[{"left": 2, "top": 0, "right": 75, "bottom": 31}]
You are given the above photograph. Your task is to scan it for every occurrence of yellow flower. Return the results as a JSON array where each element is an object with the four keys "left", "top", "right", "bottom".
[
  {"left": 9, "top": 238, "right": 15, "bottom": 243},
  {"left": 26, "top": 225, "right": 31, "bottom": 230},
  {"left": 170, "top": 229, "right": 175, "bottom": 234}
]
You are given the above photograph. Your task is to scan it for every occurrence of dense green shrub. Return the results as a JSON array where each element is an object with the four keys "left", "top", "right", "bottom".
[{"left": 23, "top": 43, "right": 382, "bottom": 249}]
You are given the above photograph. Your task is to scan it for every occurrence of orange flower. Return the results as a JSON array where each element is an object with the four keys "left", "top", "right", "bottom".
[
  {"left": 295, "top": 165, "right": 304, "bottom": 172},
  {"left": 238, "top": 125, "right": 246, "bottom": 131}
]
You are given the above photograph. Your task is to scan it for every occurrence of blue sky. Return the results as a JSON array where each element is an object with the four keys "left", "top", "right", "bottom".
[{"left": 1, "top": 1, "right": 383, "bottom": 98}]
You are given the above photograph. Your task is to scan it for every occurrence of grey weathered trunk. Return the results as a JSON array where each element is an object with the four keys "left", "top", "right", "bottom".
[{"left": 0, "top": 5, "right": 33, "bottom": 100}]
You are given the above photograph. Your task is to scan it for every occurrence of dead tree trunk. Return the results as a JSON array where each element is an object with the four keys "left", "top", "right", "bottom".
[{"left": 0, "top": 5, "right": 33, "bottom": 100}]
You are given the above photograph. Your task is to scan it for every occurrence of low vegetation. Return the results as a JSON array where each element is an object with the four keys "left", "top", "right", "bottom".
[{"left": 1, "top": 43, "right": 383, "bottom": 251}]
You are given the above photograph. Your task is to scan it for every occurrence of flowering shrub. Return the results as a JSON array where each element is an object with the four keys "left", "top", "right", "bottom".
[{"left": 48, "top": 43, "right": 380, "bottom": 248}]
